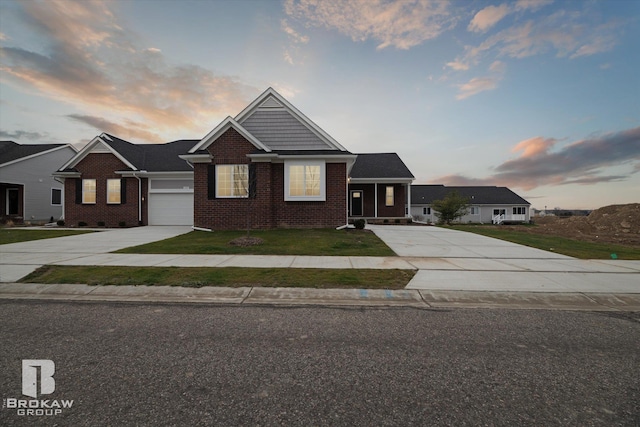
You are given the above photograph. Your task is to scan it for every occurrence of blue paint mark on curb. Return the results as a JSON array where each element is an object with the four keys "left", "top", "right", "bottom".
[
  {"left": 385, "top": 290, "right": 393, "bottom": 299},
  {"left": 359, "top": 289, "right": 368, "bottom": 298}
]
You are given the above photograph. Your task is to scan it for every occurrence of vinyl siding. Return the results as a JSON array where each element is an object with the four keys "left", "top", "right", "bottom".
[{"left": 240, "top": 109, "right": 332, "bottom": 150}]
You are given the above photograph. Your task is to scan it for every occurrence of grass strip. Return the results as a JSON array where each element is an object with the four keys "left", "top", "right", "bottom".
[
  {"left": 0, "top": 229, "right": 93, "bottom": 245},
  {"left": 114, "top": 229, "right": 396, "bottom": 257},
  {"left": 23, "top": 266, "right": 416, "bottom": 290},
  {"left": 450, "top": 225, "right": 640, "bottom": 260}
]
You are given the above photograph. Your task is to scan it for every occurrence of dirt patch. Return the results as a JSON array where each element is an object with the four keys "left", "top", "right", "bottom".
[
  {"left": 228, "top": 236, "right": 264, "bottom": 247},
  {"left": 507, "top": 204, "right": 640, "bottom": 246}
]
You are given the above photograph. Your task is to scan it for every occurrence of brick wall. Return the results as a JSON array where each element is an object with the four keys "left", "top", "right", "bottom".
[
  {"left": 64, "top": 153, "right": 142, "bottom": 227},
  {"left": 194, "top": 128, "right": 348, "bottom": 230}
]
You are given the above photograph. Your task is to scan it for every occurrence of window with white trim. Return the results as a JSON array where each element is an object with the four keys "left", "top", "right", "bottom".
[
  {"left": 82, "top": 179, "right": 96, "bottom": 204},
  {"left": 423, "top": 207, "right": 431, "bottom": 215},
  {"left": 216, "top": 165, "right": 248, "bottom": 198},
  {"left": 385, "top": 186, "right": 394, "bottom": 206},
  {"left": 285, "top": 161, "right": 325, "bottom": 201},
  {"left": 513, "top": 207, "right": 526, "bottom": 215},
  {"left": 470, "top": 206, "right": 479, "bottom": 215},
  {"left": 107, "top": 179, "right": 121, "bottom": 204},
  {"left": 51, "top": 188, "right": 62, "bottom": 206}
]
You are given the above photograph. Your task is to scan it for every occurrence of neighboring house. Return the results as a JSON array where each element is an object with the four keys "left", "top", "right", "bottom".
[
  {"left": 1, "top": 141, "right": 77, "bottom": 224},
  {"left": 54, "top": 88, "right": 414, "bottom": 229},
  {"left": 410, "top": 185, "right": 531, "bottom": 224},
  {"left": 348, "top": 153, "right": 414, "bottom": 222}
]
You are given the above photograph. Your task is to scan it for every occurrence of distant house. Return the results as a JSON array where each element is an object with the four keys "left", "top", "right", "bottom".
[
  {"left": 1, "top": 141, "right": 77, "bottom": 224},
  {"left": 410, "top": 185, "right": 531, "bottom": 224},
  {"left": 53, "top": 88, "right": 414, "bottom": 229}
]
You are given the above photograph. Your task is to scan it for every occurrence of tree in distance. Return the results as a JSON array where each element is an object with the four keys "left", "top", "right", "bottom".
[{"left": 432, "top": 190, "right": 471, "bottom": 225}]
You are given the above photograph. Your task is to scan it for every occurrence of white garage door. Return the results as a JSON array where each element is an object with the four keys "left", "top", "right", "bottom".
[{"left": 148, "top": 193, "right": 193, "bottom": 225}]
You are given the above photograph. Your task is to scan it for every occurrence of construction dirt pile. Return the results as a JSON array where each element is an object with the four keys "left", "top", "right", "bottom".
[{"left": 512, "top": 204, "right": 640, "bottom": 246}]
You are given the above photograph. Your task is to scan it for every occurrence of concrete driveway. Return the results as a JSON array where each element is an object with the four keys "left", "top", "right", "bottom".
[
  {"left": 367, "top": 225, "right": 640, "bottom": 294},
  {"left": 0, "top": 226, "right": 191, "bottom": 282}
]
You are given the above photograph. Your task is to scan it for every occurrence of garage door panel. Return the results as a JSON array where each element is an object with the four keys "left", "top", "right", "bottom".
[{"left": 148, "top": 193, "right": 193, "bottom": 225}]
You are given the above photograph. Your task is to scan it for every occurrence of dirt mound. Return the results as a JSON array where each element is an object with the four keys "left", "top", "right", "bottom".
[{"left": 514, "top": 204, "right": 640, "bottom": 246}]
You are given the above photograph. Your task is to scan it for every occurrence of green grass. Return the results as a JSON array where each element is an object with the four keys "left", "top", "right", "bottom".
[
  {"left": 115, "top": 228, "right": 396, "bottom": 257},
  {"left": 450, "top": 225, "right": 640, "bottom": 260},
  {"left": 0, "top": 228, "right": 93, "bottom": 245},
  {"left": 23, "top": 265, "right": 415, "bottom": 289}
]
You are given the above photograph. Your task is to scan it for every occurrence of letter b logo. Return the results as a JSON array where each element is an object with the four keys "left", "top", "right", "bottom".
[{"left": 22, "top": 360, "right": 55, "bottom": 398}]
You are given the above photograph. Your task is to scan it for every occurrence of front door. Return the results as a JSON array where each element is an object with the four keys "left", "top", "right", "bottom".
[
  {"left": 351, "top": 190, "right": 363, "bottom": 216},
  {"left": 7, "top": 188, "right": 19, "bottom": 215}
]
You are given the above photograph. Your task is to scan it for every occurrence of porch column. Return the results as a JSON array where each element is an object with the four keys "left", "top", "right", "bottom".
[
  {"left": 374, "top": 182, "right": 378, "bottom": 218},
  {"left": 406, "top": 184, "right": 411, "bottom": 218}
]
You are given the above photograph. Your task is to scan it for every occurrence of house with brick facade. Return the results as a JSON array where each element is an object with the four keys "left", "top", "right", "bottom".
[{"left": 53, "top": 88, "right": 414, "bottom": 229}]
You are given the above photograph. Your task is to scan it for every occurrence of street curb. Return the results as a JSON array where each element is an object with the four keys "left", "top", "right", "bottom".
[{"left": 0, "top": 283, "right": 639, "bottom": 311}]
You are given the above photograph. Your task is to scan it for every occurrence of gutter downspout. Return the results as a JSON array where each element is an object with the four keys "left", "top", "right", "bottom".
[{"left": 133, "top": 173, "right": 142, "bottom": 225}]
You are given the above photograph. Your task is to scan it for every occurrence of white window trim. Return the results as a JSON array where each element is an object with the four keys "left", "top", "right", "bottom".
[
  {"left": 51, "top": 188, "right": 62, "bottom": 206},
  {"left": 107, "top": 179, "right": 121, "bottom": 205},
  {"left": 216, "top": 164, "right": 249, "bottom": 198},
  {"left": 82, "top": 179, "right": 96, "bottom": 205},
  {"left": 470, "top": 206, "right": 480, "bottom": 215},
  {"left": 284, "top": 160, "right": 326, "bottom": 202}
]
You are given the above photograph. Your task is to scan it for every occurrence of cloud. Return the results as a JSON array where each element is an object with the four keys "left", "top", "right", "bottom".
[
  {"left": 448, "top": 5, "right": 622, "bottom": 73},
  {"left": 283, "top": 0, "right": 454, "bottom": 50},
  {"left": 456, "top": 61, "right": 505, "bottom": 100},
  {"left": 514, "top": 0, "right": 554, "bottom": 12},
  {"left": 66, "top": 115, "right": 164, "bottom": 143},
  {"left": 468, "top": 4, "right": 510, "bottom": 33},
  {"left": 435, "top": 127, "right": 640, "bottom": 190},
  {"left": 0, "top": 130, "right": 49, "bottom": 141},
  {"left": 0, "top": 0, "right": 257, "bottom": 142}
]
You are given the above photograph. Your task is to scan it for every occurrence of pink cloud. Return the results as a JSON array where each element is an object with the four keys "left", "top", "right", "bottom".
[{"left": 468, "top": 4, "right": 510, "bottom": 33}]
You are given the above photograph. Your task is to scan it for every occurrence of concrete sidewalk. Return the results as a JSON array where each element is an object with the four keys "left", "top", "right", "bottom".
[
  {"left": 1, "top": 283, "right": 639, "bottom": 311},
  {"left": 1, "top": 225, "right": 638, "bottom": 302}
]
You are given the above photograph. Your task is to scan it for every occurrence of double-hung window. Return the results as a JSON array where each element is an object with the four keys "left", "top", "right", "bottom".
[
  {"left": 107, "top": 179, "right": 121, "bottom": 204},
  {"left": 216, "top": 165, "right": 248, "bottom": 198},
  {"left": 51, "top": 188, "right": 62, "bottom": 206},
  {"left": 385, "top": 186, "right": 394, "bottom": 206},
  {"left": 285, "top": 161, "right": 325, "bottom": 201},
  {"left": 82, "top": 179, "right": 96, "bottom": 204}
]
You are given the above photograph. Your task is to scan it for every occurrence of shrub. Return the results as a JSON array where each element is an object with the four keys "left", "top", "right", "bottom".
[
  {"left": 119, "top": 221, "right": 126, "bottom": 227},
  {"left": 383, "top": 219, "right": 389, "bottom": 224},
  {"left": 97, "top": 221, "right": 106, "bottom": 227},
  {"left": 56, "top": 220, "right": 65, "bottom": 226},
  {"left": 395, "top": 219, "right": 400, "bottom": 224},
  {"left": 353, "top": 219, "right": 366, "bottom": 230},
  {"left": 78, "top": 221, "right": 88, "bottom": 227}
]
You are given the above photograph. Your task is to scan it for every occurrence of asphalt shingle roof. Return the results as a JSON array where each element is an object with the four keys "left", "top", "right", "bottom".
[
  {"left": 350, "top": 153, "right": 414, "bottom": 179},
  {"left": 100, "top": 134, "right": 197, "bottom": 172},
  {"left": 411, "top": 185, "right": 530, "bottom": 205},
  {"left": 0, "top": 141, "right": 67, "bottom": 165}
]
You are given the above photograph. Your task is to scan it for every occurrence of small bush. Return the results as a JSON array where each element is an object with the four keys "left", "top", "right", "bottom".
[
  {"left": 78, "top": 221, "right": 88, "bottom": 227},
  {"left": 119, "top": 221, "right": 126, "bottom": 227},
  {"left": 49, "top": 216, "right": 55, "bottom": 223},
  {"left": 394, "top": 219, "right": 401, "bottom": 224},
  {"left": 97, "top": 221, "right": 106, "bottom": 227},
  {"left": 383, "top": 219, "right": 389, "bottom": 224},
  {"left": 56, "top": 220, "right": 65, "bottom": 226},
  {"left": 353, "top": 219, "right": 366, "bottom": 230}
]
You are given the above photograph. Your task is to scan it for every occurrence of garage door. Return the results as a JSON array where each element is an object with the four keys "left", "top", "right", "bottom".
[{"left": 148, "top": 193, "right": 193, "bottom": 225}]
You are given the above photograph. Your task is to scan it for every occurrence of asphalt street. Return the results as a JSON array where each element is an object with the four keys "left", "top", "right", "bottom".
[{"left": 1, "top": 301, "right": 639, "bottom": 426}]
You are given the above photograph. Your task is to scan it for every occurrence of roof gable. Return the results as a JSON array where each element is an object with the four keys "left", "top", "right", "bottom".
[
  {"left": 1, "top": 141, "right": 75, "bottom": 167},
  {"left": 188, "top": 117, "right": 270, "bottom": 154},
  {"left": 350, "top": 153, "right": 415, "bottom": 181},
  {"left": 235, "top": 88, "right": 347, "bottom": 151}
]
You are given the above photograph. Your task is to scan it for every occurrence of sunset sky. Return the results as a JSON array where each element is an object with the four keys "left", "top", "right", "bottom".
[{"left": 1, "top": 0, "right": 638, "bottom": 210}]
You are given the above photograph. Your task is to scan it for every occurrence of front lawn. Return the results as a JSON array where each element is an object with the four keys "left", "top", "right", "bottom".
[
  {"left": 23, "top": 265, "right": 415, "bottom": 289},
  {"left": 115, "top": 228, "right": 396, "bottom": 257},
  {"left": 450, "top": 225, "right": 640, "bottom": 259},
  {"left": 0, "top": 228, "right": 93, "bottom": 245}
]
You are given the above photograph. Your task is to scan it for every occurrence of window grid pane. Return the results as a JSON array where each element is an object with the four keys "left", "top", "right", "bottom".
[
  {"left": 289, "top": 165, "right": 304, "bottom": 197},
  {"left": 305, "top": 166, "right": 320, "bottom": 196},
  {"left": 83, "top": 179, "right": 96, "bottom": 204},
  {"left": 385, "top": 186, "right": 394, "bottom": 206},
  {"left": 217, "top": 165, "right": 248, "bottom": 198},
  {"left": 107, "top": 179, "right": 121, "bottom": 204}
]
